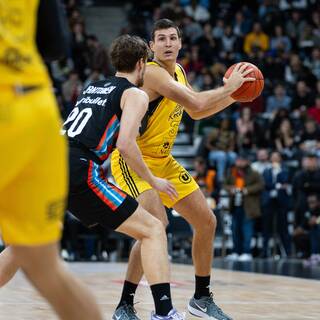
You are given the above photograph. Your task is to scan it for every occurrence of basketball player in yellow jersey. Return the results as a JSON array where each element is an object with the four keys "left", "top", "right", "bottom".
[
  {"left": 0, "top": 1, "right": 102, "bottom": 319},
  {"left": 111, "top": 19, "right": 255, "bottom": 320}
]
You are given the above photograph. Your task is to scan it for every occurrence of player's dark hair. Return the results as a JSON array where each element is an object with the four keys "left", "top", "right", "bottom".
[
  {"left": 110, "top": 35, "right": 149, "bottom": 72},
  {"left": 151, "top": 19, "right": 182, "bottom": 40}
]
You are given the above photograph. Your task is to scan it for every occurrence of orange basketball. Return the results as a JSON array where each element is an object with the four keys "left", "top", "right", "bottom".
[{"left": 224, "top": 62, "right": 264, "bottom": 102}]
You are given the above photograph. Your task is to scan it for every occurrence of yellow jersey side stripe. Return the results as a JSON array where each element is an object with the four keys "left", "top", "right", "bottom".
[{"left": 119, "top": 155, "right": 139, "bottom": 197}]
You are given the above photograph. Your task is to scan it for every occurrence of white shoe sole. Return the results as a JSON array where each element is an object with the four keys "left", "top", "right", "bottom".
[{"left": 187, "top": 304, "right": 219, "bottom": 319}]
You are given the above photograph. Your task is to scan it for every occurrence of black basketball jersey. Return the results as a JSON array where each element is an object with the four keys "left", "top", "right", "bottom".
[{"left": 62, "top": 77, "right": 135, "bottom": 163}]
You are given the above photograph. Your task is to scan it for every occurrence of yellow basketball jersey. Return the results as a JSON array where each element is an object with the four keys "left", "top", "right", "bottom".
[
  {"left": 137, "top": 61, "right": 187, "bottom": 158},
  {"left": 0, "top": 0, "right": 50, "bottom": 86}
]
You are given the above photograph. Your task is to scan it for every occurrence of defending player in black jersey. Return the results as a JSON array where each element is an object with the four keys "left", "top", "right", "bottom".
[{"left": 64, "top": 35, "right": 185, "bottom": 320}]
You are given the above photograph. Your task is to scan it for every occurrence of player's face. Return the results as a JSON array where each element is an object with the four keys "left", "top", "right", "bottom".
[{"left": 150, "top": 28, "right": 181, "bottom": 62}]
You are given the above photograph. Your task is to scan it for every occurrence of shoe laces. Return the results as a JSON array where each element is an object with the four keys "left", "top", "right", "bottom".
[
  {"left": 204, "top": 293, "right": 224, "bottom": 314},
  {"left": 170, "top": 311, "right": 185, "bottom": 320}
]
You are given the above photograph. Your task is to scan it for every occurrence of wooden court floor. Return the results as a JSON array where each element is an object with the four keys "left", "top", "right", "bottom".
[{"left": 0, "top": 262, "right": 319, "bottom": 319}]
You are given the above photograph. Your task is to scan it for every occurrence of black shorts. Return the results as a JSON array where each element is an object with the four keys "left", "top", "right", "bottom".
[{"left": 67, "top": 147, "right": 138, "bottom": 230}]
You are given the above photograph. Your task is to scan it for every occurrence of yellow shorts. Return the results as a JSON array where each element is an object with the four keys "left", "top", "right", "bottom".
[
  {"left": 0, "top": 87, "right": 67, "bottom": 246},
  {"left": 111, "top": 149, "right": 199, "bottom": 208}
]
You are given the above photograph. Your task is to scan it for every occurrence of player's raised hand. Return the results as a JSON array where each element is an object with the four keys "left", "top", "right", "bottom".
[
  {"left": 151, "top": 177, "right": 178, "bottom": 201},
  {"left": 223, "top": 63, "right": 255, "bottom": 93}
]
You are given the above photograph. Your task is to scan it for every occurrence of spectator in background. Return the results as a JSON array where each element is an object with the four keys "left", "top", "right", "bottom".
[
  {"left": 182, "top": 16, "right": 203, "bottom": 44},
  {"left": 298, "top": 23, "right": 320, "bottom": 54},
  {"left": 50, "top": 58, "right": 74, "bottom": 84},
  {"left": 195, "top": 22, "right": 220, "bottom": 65},
  {"left": 65, "top": 0, "right": 79, "bottom": 16},
  {"left": 193, "top": 157, "right": 217, "bottom": 198},
  {"left": 285, "top": 56, "right": 317, "bottom": 88},
  {"left": 299, "top": 118, "right": 320, "bottom": 156},
  {"left": 71, "top": 22, "right": 88, "bottom": 80},
  {"left": 274, "top": 118, "right": 297, "bottom": 160},
  {"left": 207, "top": 118, "right": 237, "bottom": 184},
  {"left": 261, "top": 152, "right": 292, "bottom": 257},
  {"left": 236, "top": 107, "right": 256, "bottom": 153},
  {"left": 186, "top": 70, "right": 201, "bottom": 91},
  {"left": 225, "top": 153, "right": 264, "bottom": 261},
  {"left": 302, "top": 194, "right": 320, "bottom": 266},
  {"left": 251, "top": 149, "right": 271, "bottom": 174},
  {"left": 305, "top": 48, "right": 320, "bottom": 81},
  {"left": 263, "top": 54, "right": 286, "bottom": 86},
  {"left": 183, "top": 45, "right": 204, "bottom": 73},
  {"left": 68, "top": 8, "right": 85, "bottom": 28},
  {"left": 221, "top": 25, "right": 236, "bottom": 53},
  {"left": 200, "top": 72, "right": 215, "bottom": 90},
  {"left": 258, "top": 0, "right": 278, "bottom": 19},
  {"left": 184, "top": 0, "right": 210, "bottom": 23},
  {"left": 244, "top": 22, "right": 269, "bottom": 56},
  {"left": 279, "top": 0, "right": 308, "bottom": 11},
  {"left": 285, "top": 10, "right": 306, "bottom": 44},
  {"left": 310, "top": 11, "right": 320, "bottom": 33},
  {"left": 220, "top": 25, "right": 237, "bottom": 61},
  {"left": 269, "top": 108, "right": 290, "bottom": 139},
  {"left": 308, "top": 95, "right": 320, "bottom": 124},
  {"left": 232, "top": 11, "right": 251, "bottom": 39},
  {"left": 86, "top": 35, "right": 109, "bottom": 75},
  {"left": 62, "top": 70, "right": 83, "bottom": 113},
  {"left": 270, "top": 25, "right": 292, "bottom": 55},
  {"left": 212, "top": 19, "right": 225, "bottom": 39},
  {"left": 266, "top": 84, "right": 292, "bottom": 116},
  {"left": 292, "top": 154, "right": 320, "bottom": 236},
  {"left": 291, "top": 81, "right": 315, "bottom": 111}
]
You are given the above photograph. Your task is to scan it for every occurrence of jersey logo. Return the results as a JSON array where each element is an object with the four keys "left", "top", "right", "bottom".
[
  {"left": 168, "top": 104, "right": 183, "bottom": 120},
  {"left": 75, "top": 96, "right": 107, "bottom": 107},
  {"left": 83, "top": 85, "right": 116, "bottom": 95},
  {"left": 158, "top": 141, "right": 172, "bottom": 155},
  {"left": 179, "top": 170, "right": 192, "bottom": 184}
]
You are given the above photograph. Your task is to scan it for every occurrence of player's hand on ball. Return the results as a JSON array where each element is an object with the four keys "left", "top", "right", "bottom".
[
  {"left": 151, "top": 177, "right": 178, "bottom": 201},
  {"left": 224, "top": 62, "right": 264, "bottom": 102},
  {"left": 223, "top": 63, "right": 255, "bottom": 93}
]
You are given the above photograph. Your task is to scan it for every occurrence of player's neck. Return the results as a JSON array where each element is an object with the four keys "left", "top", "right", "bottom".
[
  {"left": 153, "top": 58, "right": 176, "bottom": 77},
  {"left": 115, "top": 72, "right": 138, "bottom": 86}
]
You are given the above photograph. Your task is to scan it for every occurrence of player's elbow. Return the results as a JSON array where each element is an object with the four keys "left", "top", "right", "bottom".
[
  {"left": 187, "top": 110, "right": 202, "bottom": 120},
  {"left": 184, "top": 102, "right": 202, "bottom": 114},
  {"left": 185, "top": 97, "right": 206, "bottom": 118},
  {"left": 187, "top": 95, "right": 206, "bottom": 112}
]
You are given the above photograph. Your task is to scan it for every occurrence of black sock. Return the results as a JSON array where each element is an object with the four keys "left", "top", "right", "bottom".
[
  {"left": 116, "top": 280, "right": 138, "bottom": 309},
  {"left": 150, "top": 283, "right": 173, "bottom": 316},
  {"left": 194, "top": 275, "right": 211, "bottom": 299}
]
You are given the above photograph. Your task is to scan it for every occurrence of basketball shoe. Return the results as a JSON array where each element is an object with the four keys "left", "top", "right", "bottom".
[
  {"left": 112, "top": 303, "right": 140, "bottom": 320},
  {"left": 151, "top": 308, "right": 185, "bottom": 319},
  {"left": 188, "top": 293, "right": 232, "bottom": 319}
]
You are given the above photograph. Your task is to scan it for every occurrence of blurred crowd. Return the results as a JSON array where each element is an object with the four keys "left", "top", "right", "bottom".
[
  {"left": 47, "top": 0, "right": 320, "bottom": 265},
  {"left": 50, "top": 0, "right": 111, "bottom": 120}
]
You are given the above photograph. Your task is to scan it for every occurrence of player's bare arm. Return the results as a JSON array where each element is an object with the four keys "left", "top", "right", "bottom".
[
  {"left": 117, "top": 88, "right": 178, "bottom": 200},
  {"left": 142, "top": 63, "right": 254, "bottom": 119},
  {"left": 183, "top": 82, "right": 234, "bottom": 120}
]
